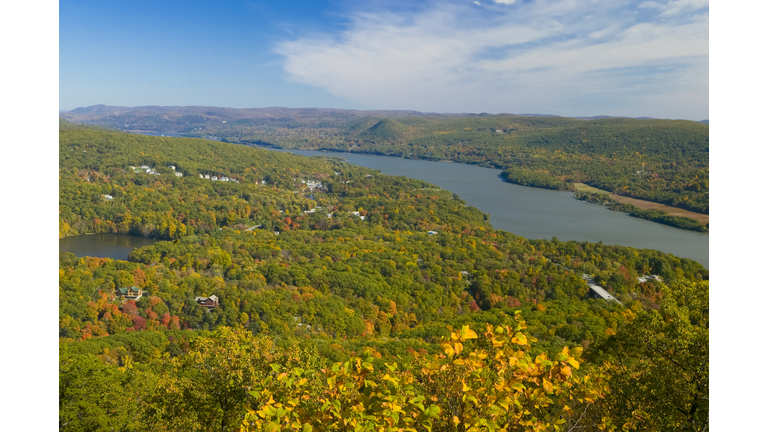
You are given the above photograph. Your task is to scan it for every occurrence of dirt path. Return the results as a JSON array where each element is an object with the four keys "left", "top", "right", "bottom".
[{"left": 574, "top": 183, "right": 709, "bottom": 225}]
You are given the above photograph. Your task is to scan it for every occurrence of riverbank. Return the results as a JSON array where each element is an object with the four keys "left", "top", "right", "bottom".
[
  {"left": 574, "top": 186, "right": 707, "bottom": 233},
  {"left": 574, "top": 183, "right": 709, "bottom": 225}
]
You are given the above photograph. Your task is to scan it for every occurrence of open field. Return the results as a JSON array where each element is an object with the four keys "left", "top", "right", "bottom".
[
  {"left": 573, "top": 183, "right": 709, "bottom": 225},
  {"left": 574, "top": 183, "right": 610, "bottom": 195}
]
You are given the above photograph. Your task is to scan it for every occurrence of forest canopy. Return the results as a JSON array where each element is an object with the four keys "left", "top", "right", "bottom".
[{"left": 58, "top": 124, "right": 708, "bottom": 431}]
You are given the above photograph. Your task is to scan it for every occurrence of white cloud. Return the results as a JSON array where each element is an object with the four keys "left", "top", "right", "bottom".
[
  {"left": 275, "top": 1, "right": 709, "bottom": 119},
  {"left": 493, "top": 0, "right": 516, "bottom": 4},
  {"left": 639, "top": 0, "right": 709, "bottom": 16}
]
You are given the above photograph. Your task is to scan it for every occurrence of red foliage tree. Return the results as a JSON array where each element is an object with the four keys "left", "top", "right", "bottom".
[
  {"left": 132, "top": 315, "right": 146, "bottom": 331},
  {"left": 121, "top": 301, "right": 139, "bottom": 316}
]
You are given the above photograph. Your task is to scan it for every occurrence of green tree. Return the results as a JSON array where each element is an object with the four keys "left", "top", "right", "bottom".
[
  {"left": 589, "top": 279, "right": 709, "bottom": 431},
  {"left": 59, "top": 351, "right": 153, "bottom": 431}
]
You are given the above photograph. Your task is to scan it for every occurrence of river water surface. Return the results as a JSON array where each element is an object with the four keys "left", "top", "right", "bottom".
[
  {"left": 264, "top": 148, "right": 709, "bottom": 268},
  {"left": 59, "top": 234, "right": 158, "bottom": 261}
]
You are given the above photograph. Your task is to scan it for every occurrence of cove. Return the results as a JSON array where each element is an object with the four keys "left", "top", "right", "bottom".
[
  {"left": 59, "top": 234, "right": 159, "bottom": 261},
  {"left": 261, "top": 147, "right": 709, "bottom": 269}
]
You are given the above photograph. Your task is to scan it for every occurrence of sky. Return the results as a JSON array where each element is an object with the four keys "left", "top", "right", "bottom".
[{"left": 60, "top": 0, "right": 709, "bottom": 119}]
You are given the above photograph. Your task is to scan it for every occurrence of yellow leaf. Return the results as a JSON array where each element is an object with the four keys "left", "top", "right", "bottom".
[
  {"left": 459, "top": 325, "right": 478, "bottom": 342},
  {"left": 442, "top": 343, "right": 456, "bottom": 357},
  {"left": 542, "top": 378, "right": 553, "bottom": 392},
  {"left": 567, "top": 357, "right": 580, "bottom": 370},
  {"left": 512, "top": 332, "right": 527, "bottom": 345}
]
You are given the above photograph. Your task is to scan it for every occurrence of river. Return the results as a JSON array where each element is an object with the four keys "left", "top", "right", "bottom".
[{"left": 259, "top": 147, "right": 709, "bottom": 268}]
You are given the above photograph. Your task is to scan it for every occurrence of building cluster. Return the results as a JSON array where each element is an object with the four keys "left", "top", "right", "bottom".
[
  {"left": 129, "top": 164, "right": 254, "bottom": 182},
  {"left": 198, "top": 173, "right": 239, "bottom": 183},
  {"left": 129, "top": 165, "right": 182, "bottom": 177},
  {"left": 294, "top": 178, "right": 323, "bottom": 190}
]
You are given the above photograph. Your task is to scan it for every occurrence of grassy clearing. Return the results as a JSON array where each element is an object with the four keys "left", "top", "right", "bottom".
[
  {"left": 573, "top": 183, "right": 610, "bottom": 195},
  {"left": 573, "top": 183, "right": 709, "bottom": 225}
]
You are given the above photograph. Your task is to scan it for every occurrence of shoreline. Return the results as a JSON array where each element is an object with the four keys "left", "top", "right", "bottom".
[{"left": 574, "top": 183, "right": 708, "bottom": 225}]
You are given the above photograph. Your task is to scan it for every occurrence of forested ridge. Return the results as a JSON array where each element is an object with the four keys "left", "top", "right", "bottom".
[
  {"left": 61, "top": 106, "right": 709, "bottom": 217},
  {"left": 59, "top": 123, "right": 708, "bottom": 431}
]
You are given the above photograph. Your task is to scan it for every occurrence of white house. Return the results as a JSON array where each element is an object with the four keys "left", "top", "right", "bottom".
[
  {"left": 175, "top": 172, "right": 183, "bottom": 177},
  {"left": 204, "top": 174, "right": 210, "bottom": 179},
  {"left": 428, "top": 231, "right": 438, "bottom": 235},
  {"left": 103, "top": 194, "right": 113, "bottom": 200}
]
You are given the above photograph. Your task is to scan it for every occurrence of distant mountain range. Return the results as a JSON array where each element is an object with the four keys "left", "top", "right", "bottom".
[{"left": 60, "top": 104, "right": 708, "bottom": 125}]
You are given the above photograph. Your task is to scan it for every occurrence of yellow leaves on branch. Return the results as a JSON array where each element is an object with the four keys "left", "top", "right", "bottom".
[{"left": 236, "top": 313, "right": 608, "bottom": 432}]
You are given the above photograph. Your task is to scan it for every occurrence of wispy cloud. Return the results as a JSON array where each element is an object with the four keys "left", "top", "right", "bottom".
[
  {"left": 639, "top": 0, "right": 709, "bottom": 16},
  {"left": 275, "top": 0, "right": 708, "bottom": 118}
]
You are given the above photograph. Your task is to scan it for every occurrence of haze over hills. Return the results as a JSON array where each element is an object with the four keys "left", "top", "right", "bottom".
[{"left": 61, "top": 104, "right": 707, "bottom": 125}]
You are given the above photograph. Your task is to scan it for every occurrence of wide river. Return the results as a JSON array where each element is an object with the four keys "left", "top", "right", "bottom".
[{"left": 262, "top": 147, "right": 709, "bottom": 268}]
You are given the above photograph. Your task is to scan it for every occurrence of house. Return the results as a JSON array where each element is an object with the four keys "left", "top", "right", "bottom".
[
  {"left": 175, "top": 172, "right": 183, "bottom": 177},
  {"left": 140, "top": 165, "right": 149, "bottom": 169},
  {"left": 428, "top": 231, "right": 438, "bottom": 235},
  {"left": 169, "top": 165, "right": 176, "bottom": 170},
  {"left": 204, "top": 174, "right": 210, "bottom": 179},
  {"left": 194, "top": 295, "right": 219, "bottom": 308},
  {"left": 496, "top": 129, "right": 503, "bottom": 133},
  {"left": 103, "top": 194, "right": 113, "bottom": 200},
  {"left": 115, "top": 286, "right": 143, "bottom": 300},
  {"left": 199, "top": 174, "right": 204, "bottom": 178}
]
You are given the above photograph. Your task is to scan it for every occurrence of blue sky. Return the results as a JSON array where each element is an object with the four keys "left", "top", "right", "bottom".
[{"left": 60, "top": 0, "right": 709, "bottom": 119}]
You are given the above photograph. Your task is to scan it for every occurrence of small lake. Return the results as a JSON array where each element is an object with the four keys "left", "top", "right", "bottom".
[
  {"left": 59, "top": 234, "right": 158, "bottom": 260},
  {"left": 259, "top": 147, "right": 709, "bottom": 268}
]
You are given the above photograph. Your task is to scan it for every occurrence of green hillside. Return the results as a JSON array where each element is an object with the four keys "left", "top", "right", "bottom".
[
  {"left": 62, "top": 107, "right": 709, "bottom": 218},
  {"left": 59, "top": 125, "right": 708, "bottom": 431}
]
